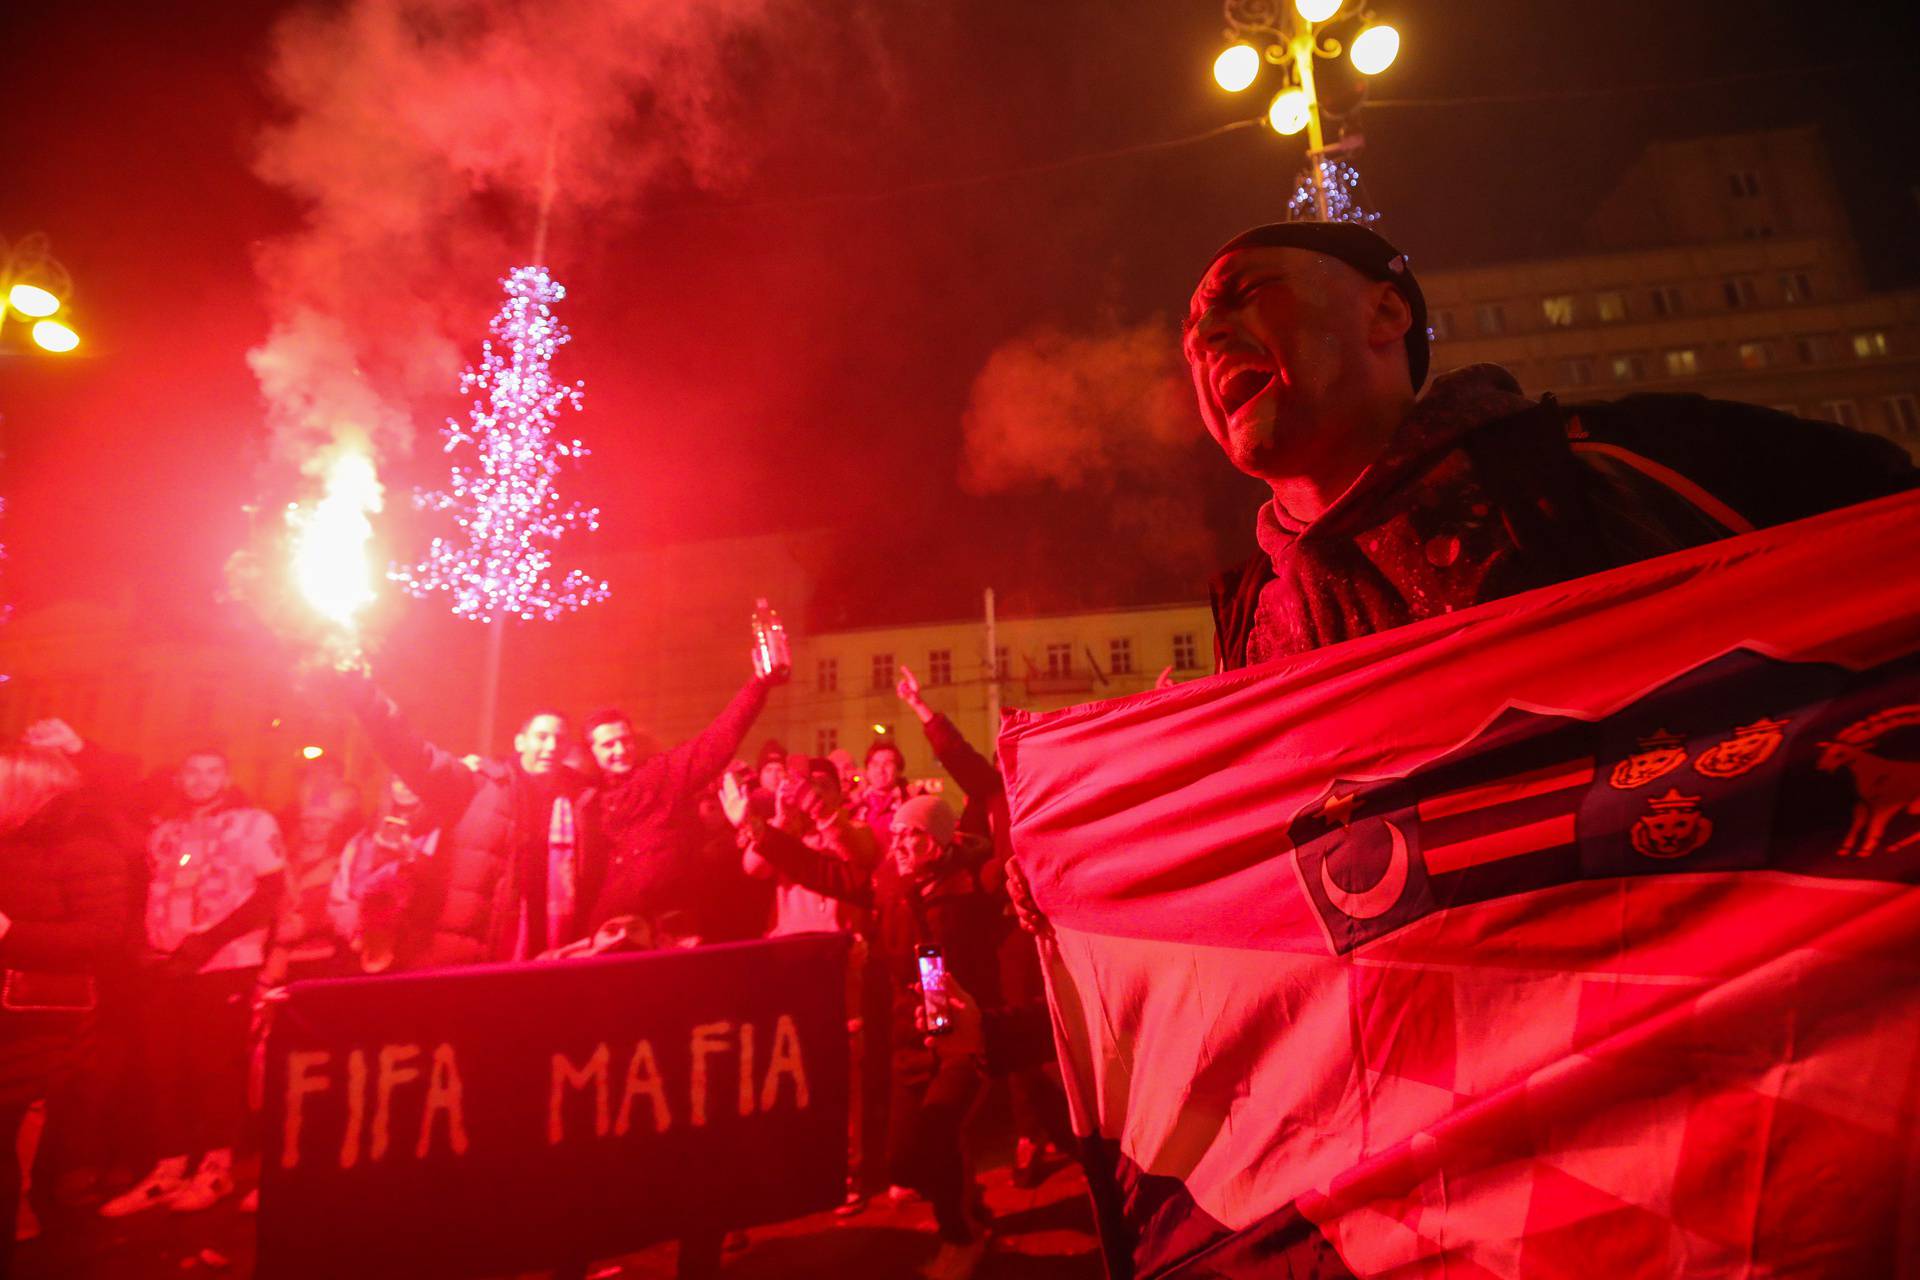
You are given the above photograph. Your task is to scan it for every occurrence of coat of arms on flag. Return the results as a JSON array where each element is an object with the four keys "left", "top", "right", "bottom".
[{"left": 1000, "top": 491, "right": 1920, "bottom": 1278}]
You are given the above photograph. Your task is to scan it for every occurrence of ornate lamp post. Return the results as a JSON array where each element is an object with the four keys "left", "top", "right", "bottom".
[
  {"left": 0, "top": 234, "right": 81, "bottom": 354},
  {"left": 1210, "top": 0, "right": 1401, "bottom": 221}
]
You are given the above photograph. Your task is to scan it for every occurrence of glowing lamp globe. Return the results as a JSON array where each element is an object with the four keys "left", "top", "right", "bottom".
[
  {"left": 302, "top": 745, "right": 326, "bottom": 761},
  {"left": 1268, "top": 88, "right": 1310, "bottom": 136},
  {"left": 1350, "top": 24, "right": 1400, "bottom": 75},
  {"left": 1295, "top": 0, "right": 1342, "bottom": 22},
  {"left": 30, "top": 319, "right": 79, "bottom": 352},
  {"left": 1212, "top": 44, "right": 1261, "bottom": 92},
  {"left": 7, "top": 283, "right": 60, "bottom": 317}
]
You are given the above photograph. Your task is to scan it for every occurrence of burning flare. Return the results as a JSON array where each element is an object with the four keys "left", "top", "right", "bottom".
[{"left": 287, "top": 447, "right": 382, "bottom": 642}]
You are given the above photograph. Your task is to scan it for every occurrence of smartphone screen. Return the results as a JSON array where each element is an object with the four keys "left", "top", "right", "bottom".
[{"left": 916, "top": 946, "right": 952, "bottom": 1035}]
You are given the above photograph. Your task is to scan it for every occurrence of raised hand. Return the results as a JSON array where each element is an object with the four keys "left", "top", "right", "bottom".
[
  {"left": 1155, "top": 666, "right": 1176, "bottom": 691},
  {"left": 719, "top": 771, "right": 750, "bottom": 828},
  {"left": 896, "top": 664, "right": 923, "bottom": 706}
]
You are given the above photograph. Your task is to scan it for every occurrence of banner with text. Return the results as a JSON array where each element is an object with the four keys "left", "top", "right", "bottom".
[{"left": 257, "top": 934, "right": 848, "bottom": 1279}]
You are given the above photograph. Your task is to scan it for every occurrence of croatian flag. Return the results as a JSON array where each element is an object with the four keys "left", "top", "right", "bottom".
[{"left": 1000, "top": 490, "right": 1920, "bottom": 1278}]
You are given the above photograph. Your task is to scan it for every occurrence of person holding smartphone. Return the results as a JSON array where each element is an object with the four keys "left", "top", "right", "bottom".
[{"left": 728, "top": 787, "right": 1001, "bottom": 1278}]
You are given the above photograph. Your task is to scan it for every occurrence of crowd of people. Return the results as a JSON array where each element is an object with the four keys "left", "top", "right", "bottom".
[
  {"left": 0, "top": 651, "right": 1061, "bottom": 1280},
  {"left": 7, "top": 216, "right": 1916, "bottom": 1280}
]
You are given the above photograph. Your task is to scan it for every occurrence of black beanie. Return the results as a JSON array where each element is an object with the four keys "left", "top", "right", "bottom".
[{"left": 1205, "top": 221, "right": 1430, "bottom": 391}]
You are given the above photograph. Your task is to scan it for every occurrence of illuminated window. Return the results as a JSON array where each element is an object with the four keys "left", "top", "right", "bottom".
[
  {"left": 1595, "top": 292, "right": 1627, "bottom": 323},
  {"left": 1045, "top": 643, "right": 1073, "bottom": 678},
  {"left": 816, "top": 727, "right": 838, "bottom": 755},
  {"left": 1884, "top": 395, "right": 1920, "bottom": 438},
  {"left": 1737, "top": 341, "right": 1773, "bottom": 370},
  {"left": 1541, "top": 296, "right": 1576, "bottom": 327},
  {"left": 1109, "top": 637, "right": 1134, "bottom": 676},
  {"left": 1819, "top": 400, "right": 1859, "bottom": 428},
  {"left": 871, "top": 653, "right": 895, "bottom": 691},
  {"left": 1853, "top": 331, "right": 1890, "bottom": 359},
  {"left": 1561, "top": 357, "right": 1594, "bottom": 386},
  {"left": 1474, "top": 303, "right": 1506, "bottom": 336},
  {"left": 1172, "top": 633, "right": 1199, "bottom": 671},
  {"left": 816, "top": 658, "right": 838, "bottom": 693},
  {"left": 1609, "top": 354, "right": 1645, "bottom": 384},
  {"left": 1664, "top": 349, "right": 1699, "bottom": 377},
  {"left": 927, "top": 649, "right": 952, "bottom": 686},
  {"left": 1780, "top": 272, "right": 1813, "bottom": 303}
]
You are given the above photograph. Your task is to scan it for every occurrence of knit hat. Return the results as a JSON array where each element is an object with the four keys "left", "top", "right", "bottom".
[
  {"left": 891, "top": 795, "right": 957, "bottom": 846},
  {"left": 1205, "top": 220, "right": 1429, "bottom": 391},
  {"left": 755, "top": 738, "right": 787, "bottom": 770}
]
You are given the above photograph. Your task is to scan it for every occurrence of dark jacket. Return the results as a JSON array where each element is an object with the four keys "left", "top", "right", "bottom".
[
  {"left": 587, "top": 676, "right": 772, "bottom": 932},
  {"left": 921, "top": 713, "right": 1003, "bottom": 846},
  {"left": 753, "top": 825, "right": 1003, "bottom": 1052},
  {"left": 353, "top": 689, "right": 602, "bottom": 968},
  {"left": 0, "top": 796, "right": 131, "bottom": 1107},
  {"left": 1212, "top": 365, "right": 1920, "bottom": 668}
]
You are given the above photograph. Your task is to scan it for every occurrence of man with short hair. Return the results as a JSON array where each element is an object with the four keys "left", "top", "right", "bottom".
[
  {"left": 1188, "top": 222, "right": 1918, "bottom": 668},
  {"left": 101, "top": 750, "right": 283, "bottom": 1218},
  {"left": 328, "top": 678, "right": 598, "bottom": 967},
  {"left": 575, "top": 666, "right": 783, "bottom": 938}
]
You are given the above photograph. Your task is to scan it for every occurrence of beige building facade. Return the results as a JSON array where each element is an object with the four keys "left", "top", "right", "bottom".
[{"left": 1417, "top": 129, "right": 1920, "bottom": 453}]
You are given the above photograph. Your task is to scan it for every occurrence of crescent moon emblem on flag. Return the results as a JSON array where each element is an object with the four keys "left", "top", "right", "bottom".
[{"left": 1319, "top": 820, "right": 1410, "bottom": 921}]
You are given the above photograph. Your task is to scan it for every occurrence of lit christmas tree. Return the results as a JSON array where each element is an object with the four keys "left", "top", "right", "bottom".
[
  {"left": 396, "top": 266, "right": 610, "bottom": 624},
  {"left": 1289, "top": 158, "right": 1380, "bottom": 227}
]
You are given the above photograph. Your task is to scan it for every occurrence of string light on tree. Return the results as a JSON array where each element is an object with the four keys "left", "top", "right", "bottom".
[
  {"left": 396, "top": 265, "right": 609, "bottom": 623},
  {"left": 1288, "top": 159, "right": 1379, "bottom": 226}
]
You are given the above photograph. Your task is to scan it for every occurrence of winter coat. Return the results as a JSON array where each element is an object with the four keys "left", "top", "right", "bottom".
[
  {"left": 752, "top": 826, "right": 1003, "bottom": 1052},
  {"left": 352, "top": 687, "right": 602, "bottom": 968},
  {"left": 0, "top": 796, "right": 130, "bottom": 1107},
  {"left": 1212, "top": 364, "right": 1920, "bottom": 668},
  {"left": 586, "top": 676, "right": 773, "bottom": 933}
]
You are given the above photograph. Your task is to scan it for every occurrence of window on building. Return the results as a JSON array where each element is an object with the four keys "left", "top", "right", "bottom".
[
  {"left": 1780, "top": 271, "right": 1813, "bottom": 303},
  {"left": 1727, "top": 171, "right": 1762, "bottom": 198},
  {"left": 1737, "top": 341, "right": 1773, "bottom": 370},
  {"left": 1595, "top": 292, "right": 1627, "bottom": 323},
  {"left": 1794, "top": 334, "right": 1828, "bottom": 364},
  {"left": 927, "top": 649, "right": 952, "bottom": 686},
  {"left": 1664, "top": 349, "right": 1700, "bottom": 377},
  {"left": 816, "top": 727, "right": 839, "bottom": 755},
  {"left": 1541, "top": 296, "right": 1576, "bottom": 328},
  {"left": 1609, "top": 354, "right": 1645, "bottom": 384},
  {"left": 994, "top": 646, "right": 1009, "bottom": 680},
  {"left": 1045, "top": 643, "right": 1073, "bottom": 678},
  {"left": 1428, "top": 310, "right": 1452, "bottom": 341},
  {"left": 1853, "top": 331, "right": 1891, "bottom": 359},
  {"left": 1648, "top": 286, "right": 1683, "bottom": 317},
  {"left": 816, "top": 657, "right": 838, "bottom": 693},
  {"left": 1108, "top": 637, "right": 1134, "bottom": 676},
  {"left": 1172, "top": 633, "right": 1199, "bottom": 671},
  {"left": 1819, "top": 400, "right": 1860, "bottom": 428},
  {"left": 1474, "top": 303, "right": 1505, "bottom": 336},
  {"left": 1722, "top": 277, "right": 1758, "bottom": 308},
  {"left": 1884, "top": 395, "right": 1920, "bottom": 438},
  {"left": 871, "top": 652, "right": 895, "bottom": 691},
  {"left": 1561, "top": 357, "right": 1594, "bottom": 387}
]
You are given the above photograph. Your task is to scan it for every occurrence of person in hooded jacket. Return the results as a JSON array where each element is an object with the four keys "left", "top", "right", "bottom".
[
  {"left": 1187, "top": 222, "right": 1920, "bottom": 670},
  {"left": 0, "top": 745, "right": 128, "bottom": 1271}
]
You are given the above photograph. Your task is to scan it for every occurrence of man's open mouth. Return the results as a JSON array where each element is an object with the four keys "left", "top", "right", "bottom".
[{"left": 1217, "top": 365, "right": 1276, "bottom": 419}]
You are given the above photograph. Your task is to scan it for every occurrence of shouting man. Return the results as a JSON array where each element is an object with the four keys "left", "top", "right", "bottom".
[{"left": 1187, "top": 221, "right": 1918, "bottom": 668}]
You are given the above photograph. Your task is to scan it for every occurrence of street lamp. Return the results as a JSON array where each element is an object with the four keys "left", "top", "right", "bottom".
[
  {"left": 1210, "top": 0, "right": 1401, "bottom": 220},
  {"left": 0, "top": 234, "right": 81, "bottom": 354}
]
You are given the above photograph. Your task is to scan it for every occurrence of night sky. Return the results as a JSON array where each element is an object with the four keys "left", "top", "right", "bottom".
[{"left": 2, "top": 0, "right": 1916, "bottom": 637}]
